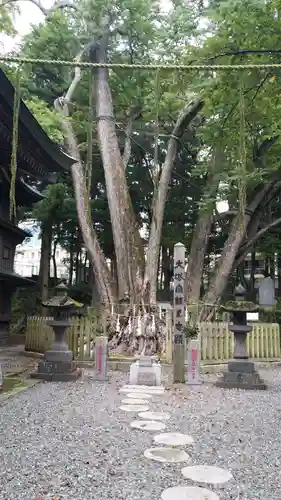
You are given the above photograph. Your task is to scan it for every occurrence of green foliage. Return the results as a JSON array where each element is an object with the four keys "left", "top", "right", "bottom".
[
  {"left": 25, "top": 97, "right": 64, "bottom": 142},
  {"left": 6, "top": 0, "right": 281, "bottom": 293},
  {"left": 0, "top": 2, "right": 18, "bottom": 36},
  {"left": 183, "top": 323, "right": 199, "bottom": 340}
]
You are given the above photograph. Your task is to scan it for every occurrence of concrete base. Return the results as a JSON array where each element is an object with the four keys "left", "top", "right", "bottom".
[
  {"left": 215, "top": 364, "right": 267, "bottom": 390},
  {"left": 30, "top": 360, "right": 81, "bottom": 382},
  {"left": 129, "top": 357, "right": 162, "bottom": 386}
]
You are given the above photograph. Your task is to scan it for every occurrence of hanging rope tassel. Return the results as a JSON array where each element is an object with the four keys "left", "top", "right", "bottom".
[
  {"left": 238, "top": 72, "right": 247, "bottom": 231},
  {"left": 10, "top": 66, "right": 21, "bottom": 220}
]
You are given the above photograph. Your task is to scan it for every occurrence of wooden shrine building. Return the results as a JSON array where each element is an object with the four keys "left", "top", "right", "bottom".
[{"left": 0, "top": 67, "right": 74, "bottom": 344}]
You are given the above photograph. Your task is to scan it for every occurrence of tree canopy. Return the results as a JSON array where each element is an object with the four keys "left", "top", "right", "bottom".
[{"left": 2, "top": 0, "right": 281, "bottom": 320}]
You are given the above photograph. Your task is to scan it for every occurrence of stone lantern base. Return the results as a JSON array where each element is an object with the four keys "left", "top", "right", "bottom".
[
  {"left": 31, "top": 359, "right": 82, "bottom": 382},
  {"left": 215, "top": 361, "right": 267, "bottom": 390},
  {"left": 30, "top": 325, "right": 82, "bottom": 382}
]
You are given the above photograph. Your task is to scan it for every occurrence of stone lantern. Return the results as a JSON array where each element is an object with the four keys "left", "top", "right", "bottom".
[
  {"left": 31, "top": 283, "right": 84, "bottom": 381},
  {"left": 215, "top": 284, "right": 267, "bottom": 390}
]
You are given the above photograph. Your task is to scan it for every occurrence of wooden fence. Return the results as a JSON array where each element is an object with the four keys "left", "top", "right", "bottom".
[
  {"left": 25, "top": 315, "right": 280, "bottom": 362},
  {"left": 197, "top": 322, "right": 281, "bottom": 361},
  {"left": 25, "top": 316, "right": 99, "bottom": 359}
]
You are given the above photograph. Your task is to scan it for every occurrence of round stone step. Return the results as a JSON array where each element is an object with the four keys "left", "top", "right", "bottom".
[
  {"left": 181, "top": 465, "right": 233, "bottom": 485},
  {"left": 126, "top": 393, "right": 152, "bottom": 400},
  {"left": 119, "top": 404, "right": 149, "bottom": 412},
  {"left": 153, "top": 432, "right": 194, "bottom": 446},
  {"left": 138, "top": 411, "right": 170, "bottom": 421},
  {"left": 130, "top": 420, "right": 167, "bottom": 431},
  {"left": 120, "top": 385, "right": 164, "bottom": 395},
  {"left": 144, "top": 447, "right": 191, "bottom": 463},
  {"left": 122, "top": 398, "right": 150, "bottom": 405},
  {"left": 161, "top": 486, "right": 219, "bottom": 500}
]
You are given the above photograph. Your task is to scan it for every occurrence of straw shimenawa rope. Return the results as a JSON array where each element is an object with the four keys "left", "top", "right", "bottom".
[{"left": 9, "top": 67, "right": 21, "bottom": 220}]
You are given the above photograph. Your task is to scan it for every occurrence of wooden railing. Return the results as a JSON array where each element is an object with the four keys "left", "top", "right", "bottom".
[{"left": 25, "top": 316, "right": 280, "bottom": 362}]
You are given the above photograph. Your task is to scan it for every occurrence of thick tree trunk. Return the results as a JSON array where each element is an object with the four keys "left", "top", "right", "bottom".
[
  {"left": 39, "top": 220, "right": 52, "bottom": 314},
  {"left": 54, "top": 93, "right": 114, "bottom": 308},
  {"left": 94, "top": 47, "right": 145, "bottom": 302},
  {"left": 51, "top": 239, "right": 58, "bottom": 284},
  {"left": 144, "top": 99, "right": 204, "bottom": 304},
  {"left": 186, "top": 169, "right": 220, "bottom": 305},
  {"left": 75, "top": 250, "right": 80, "bottom": 284},
  {"left": 68, "top": 237, "right": 74, "bottom": 286},
  {"left": 162, "top": 246, "right": 172, "bottom": 291}
]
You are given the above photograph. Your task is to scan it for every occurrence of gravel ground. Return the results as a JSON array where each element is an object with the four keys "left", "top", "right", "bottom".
[{"left": 0, "top": 367, "right": 281, "bottom": 500}]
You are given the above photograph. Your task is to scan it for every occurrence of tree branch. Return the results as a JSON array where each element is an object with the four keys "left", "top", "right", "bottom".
[
  {"left": 122, "top": 106, "right": 142, "bottom": 169},
  {"left": 234, "top": 217, "right": 281, "bottom": 270},
  {"left": 208, "top": 49, "right": 281, "bottom": 62},
  {"left": 10, "top": 0, "right": 77, "bottom": 16},
  {"left": 144, "top": 97, "right": 204, "bottom": 303},
  {"left": 214, "top": 210, "right": 238, "bottom": 222}
]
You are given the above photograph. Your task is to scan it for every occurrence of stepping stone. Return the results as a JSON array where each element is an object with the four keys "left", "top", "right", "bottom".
[
  {"left": 122, "top": 398, "right": 149, "bottom": 405},
  {"left": 120, "top": 385, "right": 165, "bottom": 395},
  {"left": 154, "top": 432, "right": 194, "bottom": 446},
  {"left": 144, "top": 447, "right": 190, "bottom": 463},
  {"left": 130, "top": 420, "right": 167, "bottom": 432},
  {"left": 126, "top": 393, "right": 152, "bottom": 400},
  {"left": 123, "top": 385, "right": 165, "bottom": 391},
  {"left": 120, "top": 387, "right": 164, "bottom": 395},
  {"left": 138, "top": 411, "right": 170, "bottom": 421},
  {"left": 181, "top": 465, "right": 233, "bottom": 485},
  {"left": 120, "top": 404, "right": 149, "bottom": 412},
  {"left": 161, "top": 486, "right": 219, "bottom": 500}
]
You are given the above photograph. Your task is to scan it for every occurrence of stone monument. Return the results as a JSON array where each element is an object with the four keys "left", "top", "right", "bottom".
[
  {"left": 215, "top": 284, "right": 267, "bottom": 390},
  {"left": 129, "top": 356, "right": 162, "bottom": 386},
  {"left": 258, "top": 276, "right": 276, "bottom": 308},
  {"left": 93, "top": 335, "right": 109, "bottom": 381},
  {"left": 173, "top": 242, "right": 186, "bottom": 383},
  {"left": 31, "top": 283, "right": 83, "bottom": 382}
]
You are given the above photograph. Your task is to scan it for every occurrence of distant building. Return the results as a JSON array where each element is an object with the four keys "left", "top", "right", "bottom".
[{"left": 14, "top": 234, "right": 69, "bottom": 279}]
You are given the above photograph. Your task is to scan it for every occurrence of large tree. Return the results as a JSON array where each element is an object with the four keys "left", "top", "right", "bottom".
[
  {"left": 16, "top": 0, "right": 204, "bottom": 312},
  {"left": 7, "top": 0, "right": 281, "bottom": 333}
]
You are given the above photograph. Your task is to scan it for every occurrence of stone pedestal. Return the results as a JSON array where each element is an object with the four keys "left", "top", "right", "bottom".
[
  {"left": 216, "top": 360, "right": 267, "bottom": 390},
  {"left": 129, "top": 356, "right": 162, "bottom": 386},
  {"left": 31, "top": 320, "right": 81, "bottom": 382}
]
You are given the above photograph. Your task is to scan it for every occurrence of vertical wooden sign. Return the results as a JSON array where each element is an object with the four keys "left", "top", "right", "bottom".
[{"left": 173, "top": 242, "right": 186, "bottom": 383}]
